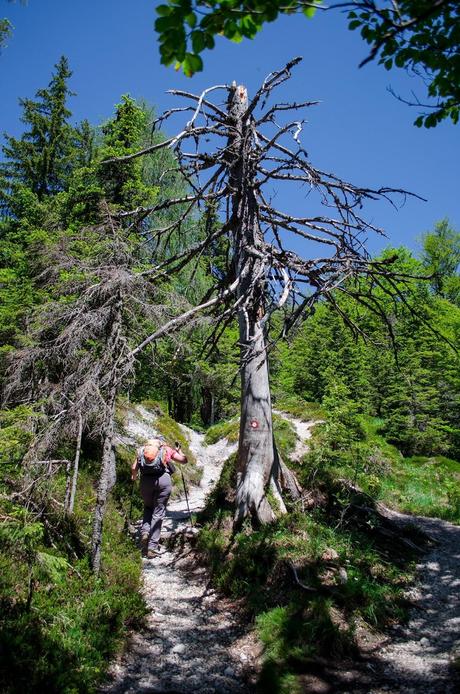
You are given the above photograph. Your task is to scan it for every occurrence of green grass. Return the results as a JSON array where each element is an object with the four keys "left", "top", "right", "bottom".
[
  {"left": 300, "top": 416, "right": 460, "bottom": 524},
  {"left": 273, "top": 394, "right": 326, "bottom": 421},
  {"left": 0, "top": 405, "right": 37, "bottom": 471},
  {"left": 204, "top": 418, "right": 240, "bottom": 445},
  {"left": 273, "top": 415, "right": 297, "bottom": 461},
  {"left": 379, "top": 455, "right": 460, "bottom": 522},
  {"left": 256, "top": 598, "right": 355, "bottom": 694},
  {"left": 358, "top": 417, "right": 460, "bottom": 523},
  {"left": 360, "top": 416, "right": 402, "bottom": 460},
  {"left": 139, "top": 398, "right": 166, "bottom": 414}
]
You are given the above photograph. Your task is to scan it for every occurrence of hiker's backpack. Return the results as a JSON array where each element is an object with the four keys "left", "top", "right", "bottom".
[{"left": 139, "top": 442, "right": 166, "bottom": 476}]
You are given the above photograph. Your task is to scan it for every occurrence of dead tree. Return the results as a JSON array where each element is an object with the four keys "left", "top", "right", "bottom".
[
  {"left": 90, "top": 290, "right": 123, "bottom": 573},
  {"left": 106, "top": 58, "right": 423, "bottom": 527},
  {"left": 1, "top": 209, "right": 186, "bottom": 573},
  {"left": 64, "top": 410, "right": 82, "bottom": 514}
]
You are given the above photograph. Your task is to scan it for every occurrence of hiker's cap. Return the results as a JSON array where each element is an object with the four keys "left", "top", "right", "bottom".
[{"left": 145, "top": 436, "right": 165, "bottom": 445}]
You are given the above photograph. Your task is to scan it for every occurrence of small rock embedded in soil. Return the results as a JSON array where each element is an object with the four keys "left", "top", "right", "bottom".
[{"left": 172, "top": 643, "right": 186, "bottom": 654}]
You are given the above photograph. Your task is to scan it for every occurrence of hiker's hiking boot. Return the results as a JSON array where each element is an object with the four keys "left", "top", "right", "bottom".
[{"left": 147, "top": 546, "right": 164, "bottom": 559}]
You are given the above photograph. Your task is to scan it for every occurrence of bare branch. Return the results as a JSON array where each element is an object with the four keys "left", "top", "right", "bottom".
[
  {"left": 245, "top": 57, "right": 303, "bottom": 119},
  {"left": 130, "top": 277, "right": 240, "bottom": 357}
]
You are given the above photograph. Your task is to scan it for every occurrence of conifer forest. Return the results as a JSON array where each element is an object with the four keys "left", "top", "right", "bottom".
[{"left": 1, "top": 3, "right": 459, "bottom": 693}]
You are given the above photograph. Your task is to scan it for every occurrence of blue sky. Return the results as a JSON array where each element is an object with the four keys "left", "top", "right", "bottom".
[{"left": 1, "top": 0, "right": 459, "bottom": 257}]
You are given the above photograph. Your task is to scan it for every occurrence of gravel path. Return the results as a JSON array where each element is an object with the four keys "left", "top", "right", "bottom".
[
  {"left": 164, "top": 425, "right": 237, "bottom": 524},
  {"left": 104, "top": 423, "right": 253, "bottom": 694},
  {"left": 272, "top": 409, "right": 321, "bottom": 461},
  {"left": 364, "top": 510, "right": 460, "bottom": 694}
]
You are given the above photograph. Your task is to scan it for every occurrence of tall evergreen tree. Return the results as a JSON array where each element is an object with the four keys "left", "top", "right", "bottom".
[
  {"left": 0, "top": 93, "right": 204, "bottom": 572},
  {"left": 421, "top": 219, "right": 460, "bottom": 305},
  {"left": 1, "top": 56, "right": 76, "bottom": 203}
]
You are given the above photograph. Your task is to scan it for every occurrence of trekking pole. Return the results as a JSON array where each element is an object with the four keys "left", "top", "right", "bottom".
[
  {"left": 174, "top": 441, "right": 194, "bottom": 527},
  {"left": 180, "top": 468, "right": 194, "bottom": 527},
  {"left": 124, "top": 479, "right": 135, "bottom": 533}
]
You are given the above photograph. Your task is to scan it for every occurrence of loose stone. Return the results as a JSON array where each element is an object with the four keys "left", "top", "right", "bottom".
[{"left": 172, "top": 643, "right": 187, "bottom": 654}]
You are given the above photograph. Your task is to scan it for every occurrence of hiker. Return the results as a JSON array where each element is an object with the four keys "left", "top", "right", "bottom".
[{"left": 131, "top": 436, "right": 187, "bottom": 558}]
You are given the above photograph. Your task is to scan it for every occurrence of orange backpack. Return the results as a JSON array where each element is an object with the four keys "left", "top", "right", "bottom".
[{"left": 139, "top": 441, "right": 166, "bottom": 476}]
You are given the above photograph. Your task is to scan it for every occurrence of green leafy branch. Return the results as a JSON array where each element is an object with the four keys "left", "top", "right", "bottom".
[
  {"left": 155, "top": 0, "right": 322, "bottom": 76},
  {"left": 154, "top": 0, "right": 459, "bottom": 127}
]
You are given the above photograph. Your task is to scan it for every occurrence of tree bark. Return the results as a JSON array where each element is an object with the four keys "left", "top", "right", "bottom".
[
  {"left": 228, "top": 84, "right": 280, "bottom": 527},
  {"left": 65, "top": 410, "right": 83, "bottom": 514},
  {"left": 90, "top": 293, "right": 122, "bottom": 574},
  {"left": 276, "top": 445, "right": 302, "bottom": 501},
  {"left": 235, "top": 313, "right": 277, "bottom": 525},
  {"left": 90, "top": 399, "right": 116, "bottom": 574}
]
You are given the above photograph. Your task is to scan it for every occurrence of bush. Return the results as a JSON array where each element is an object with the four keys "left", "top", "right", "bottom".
[
  {"left": 0, "top": 469, "right": 145, "bottom": 693},
  {"left": 204, "top": 418, "right": 240, "bottom": 445}
]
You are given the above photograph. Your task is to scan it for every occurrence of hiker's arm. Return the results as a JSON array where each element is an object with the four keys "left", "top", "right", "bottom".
[
  {"left": 172, "top": 442, "right": 187, "bottom": 463},
  {"left": 131, "top": 457, "right": 139, "bottom": 481}
]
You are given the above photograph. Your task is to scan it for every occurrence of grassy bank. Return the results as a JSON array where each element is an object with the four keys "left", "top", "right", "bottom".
[
  {"left": 303, "top": 415, "right": 460, "bottom": 524},
  {"left": 197, "top": 452, "right": 418, "bottom": 693},
  {"left": 0, "top": 407, "right": 146, "bottom": 693},
  {"left": 197, "top": 402, "right": 459, "bottom": 692}
]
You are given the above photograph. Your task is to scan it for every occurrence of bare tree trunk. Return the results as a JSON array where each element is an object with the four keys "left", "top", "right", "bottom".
[
  {"left": 235, "top": 311, "right": 277, "bottom": 525},
  {"left": 65, "top": 410, "right": 83, "bottom": 515},
  {"left": 64, "top": 459, "right": 72, "bottom": 511},
  {"left": 228, "top": 84, "right": 279, "bottom": 527},
  {"left": 273, "top": 440, "right": 302, "bottom": 502},
  {"left": 90, "top": 294, "right": 122, "bottom": 574},
  {"left": 90, "top": 396, "right": 116, "bottom": 574},
  {"left": 210, "top": 392, "right": 215, "bottom": 426}
]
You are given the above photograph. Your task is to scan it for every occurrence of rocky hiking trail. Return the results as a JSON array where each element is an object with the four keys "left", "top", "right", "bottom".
[
  {"left": 106, "top": 415, "right": 255, "bottom": 694},
  {"left": 106, "top": 407, "right": 460, "bottom": 693},
  {"left": 349, "top": 511, "right": 460, "bottom": 694},
  {"left": 318, "top": 510, "right": 460, "bottom": 694}
]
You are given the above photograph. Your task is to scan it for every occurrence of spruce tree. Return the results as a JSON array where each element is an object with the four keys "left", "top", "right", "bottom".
[
  {"left": 1, "top": 94, "right": 200, "bottom": 572},
  {"left": 421, "top": 219, "right": 460, "bottom": 305},
  {"left": 1, "top": 56, "right": 76, "bottom": 203}
]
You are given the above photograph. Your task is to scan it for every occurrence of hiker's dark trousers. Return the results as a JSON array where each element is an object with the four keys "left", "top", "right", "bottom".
[{"left": 140, "top": 472, "right": 172, "bottom": 550}]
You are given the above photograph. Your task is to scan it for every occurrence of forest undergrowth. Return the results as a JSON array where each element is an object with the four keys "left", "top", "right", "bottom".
[
  {"left": 0, "top": 452, "right": 146, "bottom": 693},
  {"left": 0, "top": 396, "right": 210, "bottom": 693}
]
